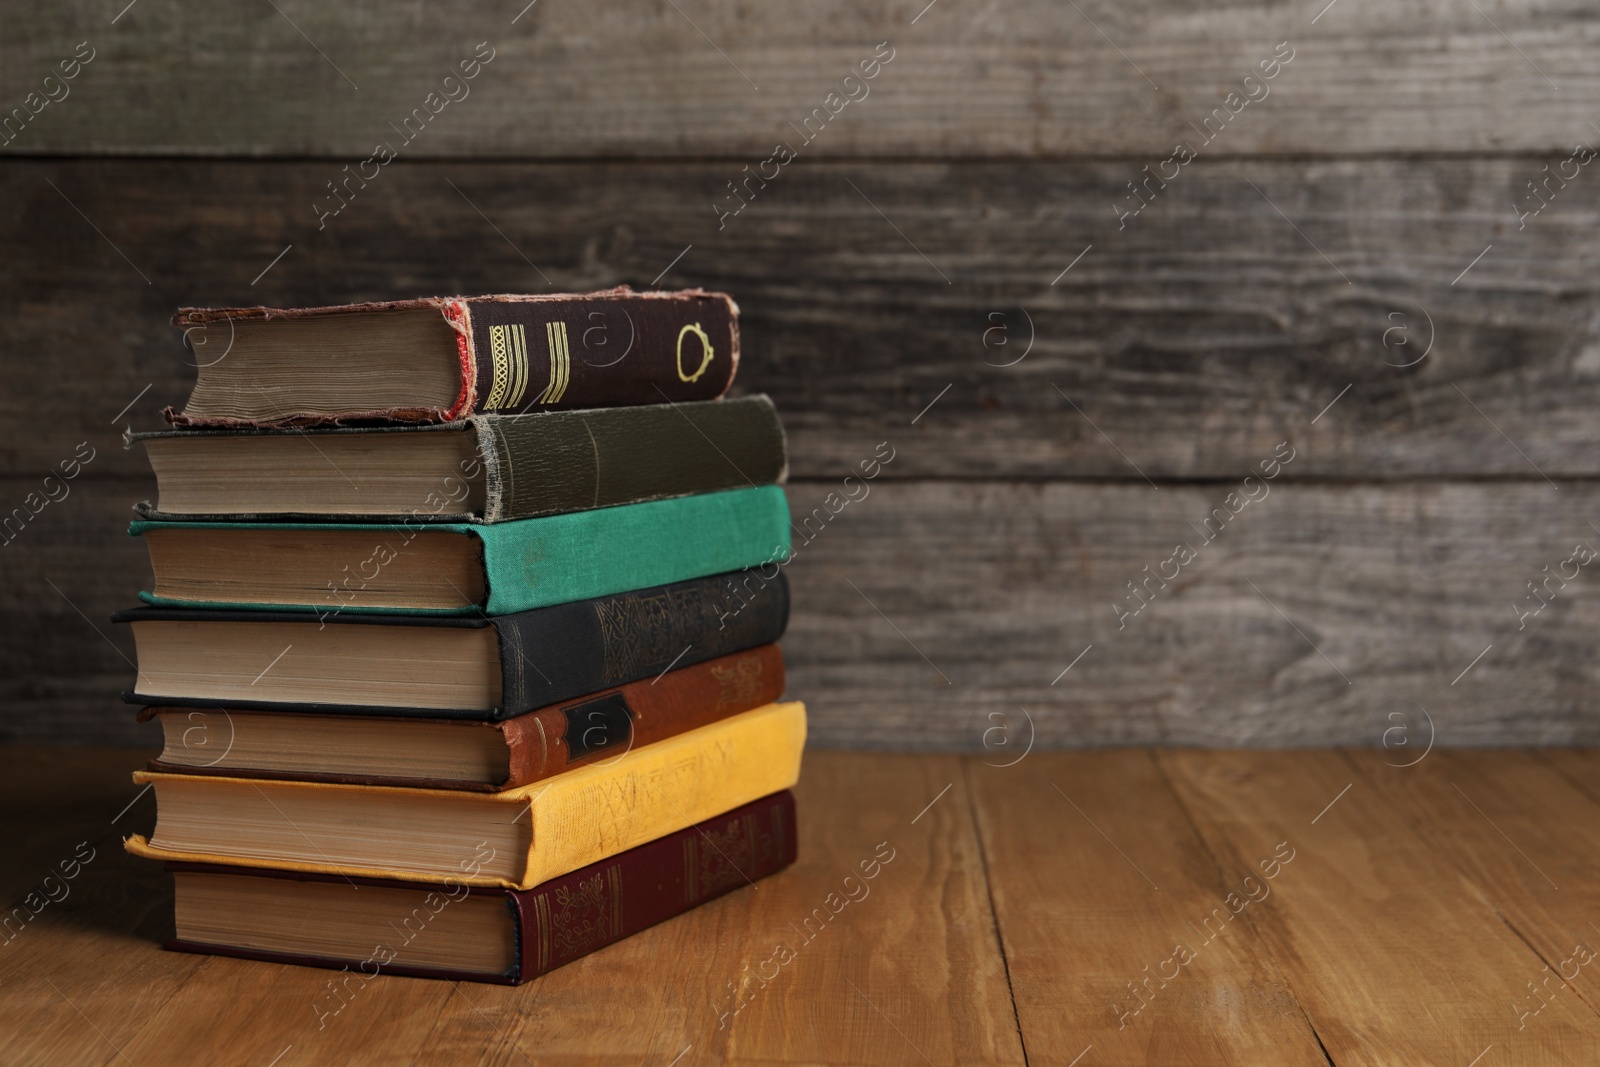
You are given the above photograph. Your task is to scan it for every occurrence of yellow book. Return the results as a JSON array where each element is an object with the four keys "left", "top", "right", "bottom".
[{"left": 124, "top": 700, "right": 806, "bottom": 890}]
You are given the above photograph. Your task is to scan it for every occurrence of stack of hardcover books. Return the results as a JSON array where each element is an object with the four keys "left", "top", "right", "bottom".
[{"left": 118, "top": 289, "right": 806, "bottom": 986}]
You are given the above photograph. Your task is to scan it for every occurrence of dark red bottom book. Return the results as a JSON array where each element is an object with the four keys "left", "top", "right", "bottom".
[{"left": 164, "top": 791, "right": 796, "bottom": 987}]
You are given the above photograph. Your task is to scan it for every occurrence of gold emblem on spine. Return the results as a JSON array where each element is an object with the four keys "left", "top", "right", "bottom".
[
  {"left": 485, "top": 324, "right": 530, "bottom": 410},
  {"left": 536, "top": 321, "right": 572, "bottom": 404},
  {"left": 676, "top": 323, "right": 714, "bottom": 383}
]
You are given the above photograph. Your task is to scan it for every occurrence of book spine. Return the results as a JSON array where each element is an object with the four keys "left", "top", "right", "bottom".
[
  {"left": 493, "top": 569, "right": 790, "bottom": 715},
  {"left": 522, "top": 701, "right": 806, "bottom": 889},
  {"left": 159, "top": 790, "right": 796, "bottom": 985},
  {"left": 498, "top": 644, "right": 785, "bottom": 787},
  {"left": 514, "top": 790, "right": 797, "bottom": 981},
  {"left": 475, "top": 394, "right": 788, "bottom": 522},
  {"left": 477, "top": 485, "right": 790, "bottom": 615},
  {"left": 460, "top": 291, "right": 738, "bottom": 416}
]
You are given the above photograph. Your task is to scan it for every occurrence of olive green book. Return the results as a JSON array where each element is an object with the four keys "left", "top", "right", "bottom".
[{"left": 131, "top": 395, "right": 786, "bottom": 523}]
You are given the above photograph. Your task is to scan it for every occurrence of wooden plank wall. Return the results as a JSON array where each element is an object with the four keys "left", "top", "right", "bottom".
[{"left": 3, "top": 2, "right": 1598, "bottom": 746}]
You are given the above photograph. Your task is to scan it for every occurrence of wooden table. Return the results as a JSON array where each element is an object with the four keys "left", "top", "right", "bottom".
[{"left": 3, "top": 745, "right": 1597, "bottom": 1065}]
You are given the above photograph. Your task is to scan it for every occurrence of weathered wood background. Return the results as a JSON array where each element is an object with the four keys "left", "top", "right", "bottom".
[{"left": 3, "top": 1, "right": 1597, "bottom": 746}]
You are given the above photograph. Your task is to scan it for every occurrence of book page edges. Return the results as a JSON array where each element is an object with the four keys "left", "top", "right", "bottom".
[
  {"left": 124, "top": 700, "right": 806, "bottom": 891},
  {"left": 122, "top": 834, "right": 520, "bottom": 889}
]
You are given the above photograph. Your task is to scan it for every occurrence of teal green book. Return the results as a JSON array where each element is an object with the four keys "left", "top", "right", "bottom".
[{"left": 132, "top": 485, "right": 790, "bottom": 617}]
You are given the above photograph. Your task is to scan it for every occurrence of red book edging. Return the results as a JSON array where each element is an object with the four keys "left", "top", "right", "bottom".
[{"left": 441, "top": 298, "right": 476, "bottom": 421}]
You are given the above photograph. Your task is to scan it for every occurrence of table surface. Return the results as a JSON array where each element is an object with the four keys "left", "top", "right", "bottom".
[{"left": 3, "top": 745, "right": 1597, "bottom": 1066}]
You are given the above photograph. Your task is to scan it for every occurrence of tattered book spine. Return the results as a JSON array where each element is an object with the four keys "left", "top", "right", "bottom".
[
  {"left": 165, "top": 288, "right": 739, "bottom": 428},
  {"left": 473, "top": 393, "right": 787, "bottom": 523},
  {"left": 458, "top": 290, "right": 739, "bottom": 416}
]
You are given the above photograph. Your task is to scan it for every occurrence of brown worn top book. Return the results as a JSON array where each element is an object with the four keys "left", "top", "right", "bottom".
[
  {"left": 139, "top": 644, "right": 785, "bottom": 791},
  {"left": 167, "top": 287, "right": 739, "bottom": 428}
]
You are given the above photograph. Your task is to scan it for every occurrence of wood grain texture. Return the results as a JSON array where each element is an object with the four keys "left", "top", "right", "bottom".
[
  {"left": 0, "top": 744, "right": 187, "bottom": 1067},
  {"left": 1157, "top": 748, "right": 1600, "bottom": 1066},
  {"left": 10, "top": 476, "right": 1600, "bottom": 748},
  {"left": 9, "top": 746, "right": 1600, "bottom": 1064},
  {"left": 3, "top": 158, "right": 1600, "bottom": 481},
  {"left": 1346, "top": 747, "right": 1600, "bottom": 1028},
  {"left": 965, "top": 751, "right": 1327, "bottom": 1066},
  {"left": 1538, "top": 748, "right": 1600, "bottom": 807},
  {"left": 2, "top": 2, "right": 1598, "bottom": 157},
  {"left": 3, "top": 748, "right": 1022, "bottom": 1067},
  {"left": 789, "top": 479, "right": 1600, "bottom": 749}
]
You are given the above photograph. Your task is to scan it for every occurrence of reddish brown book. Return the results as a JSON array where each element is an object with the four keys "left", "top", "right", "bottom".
[
  {"left": 163, "top": 791, "right": 796, "bottom": 986},
  {"left": 167, "top": 287, "right": 739, "bottom": 428},
  {"left": 139, "top": 644, "right": 784, "bottom": 791}
]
